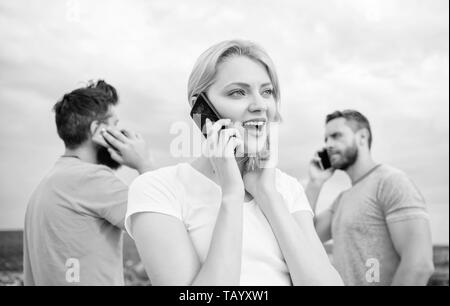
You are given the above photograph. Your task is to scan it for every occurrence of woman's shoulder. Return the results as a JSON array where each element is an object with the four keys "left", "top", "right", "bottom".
[
  {"left": 275, "top": 168, "right": 304, "bottom": 192},
  {"left": 274, "top": 168, "right": 313, "bottom": 215}
]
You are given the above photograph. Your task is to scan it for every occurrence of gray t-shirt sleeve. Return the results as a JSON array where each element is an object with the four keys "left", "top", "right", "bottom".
[
  {"left": 377, "top": 170, "right": 429, "bottom": 223},
  {"left": 80, "top": 167, "right": 128, "bottom": 230}
]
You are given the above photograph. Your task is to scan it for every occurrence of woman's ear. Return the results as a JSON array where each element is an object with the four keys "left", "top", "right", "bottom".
[{"left": 190, "top": 95, "right": 198, "bottom": 106}]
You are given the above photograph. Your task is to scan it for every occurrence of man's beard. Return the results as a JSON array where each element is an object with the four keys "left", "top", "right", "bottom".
[
  {"left": 330, "top": 141, "right": 358, "bottom": 171},
  {"left": 96, "top": 145, "right": 121, "bottom": 170}
]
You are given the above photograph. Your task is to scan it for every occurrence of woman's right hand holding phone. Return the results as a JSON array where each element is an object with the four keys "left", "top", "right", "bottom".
[{"left": 205, "top": 118, "right": 245, "bottom": 202}]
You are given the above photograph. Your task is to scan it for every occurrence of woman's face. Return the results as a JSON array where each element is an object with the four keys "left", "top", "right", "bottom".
[{"left": 206, "top": 55, "right": 277, "bottom": 154}]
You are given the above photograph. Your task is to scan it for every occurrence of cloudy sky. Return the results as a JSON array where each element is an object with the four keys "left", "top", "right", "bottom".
[{"left": 0, "top": 0, "right": 448, "bottom": 243}]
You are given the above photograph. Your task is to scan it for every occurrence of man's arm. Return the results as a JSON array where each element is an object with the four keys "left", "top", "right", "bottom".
[
  {"left": 379, "top": 171, "right": 434, "bottom": 286},
  {"left": 305, "top": 154, "right": 335, "bottom": 243},
  {"left": 305, "top": 180, "right": 333, "bottom": 243},
  {"left": 388, "top": 218, "right": 434, "bottom": 286},
  {"left": 90, "top": 128, "right": 154, "bottom": 229},
  {"left": 83, "top": 168, "right": 128, "bottom": 230}
]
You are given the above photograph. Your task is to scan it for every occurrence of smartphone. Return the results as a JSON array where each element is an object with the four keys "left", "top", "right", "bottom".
[
  {"left": 190, "top": 92, "right": 223, "bottom": 138},
  {"left": 318, "top": 148, "right": 332, "bottom": 170}
]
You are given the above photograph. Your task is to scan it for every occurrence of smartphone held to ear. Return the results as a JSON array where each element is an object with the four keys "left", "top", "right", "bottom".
[
  {"left": 318, "top": 148, "right": 332, "bottom": 170},
  {"left": 190, "top": 93, "right": 224, "bottom": 138}
]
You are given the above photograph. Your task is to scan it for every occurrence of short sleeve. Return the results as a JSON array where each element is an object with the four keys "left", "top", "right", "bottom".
[
  {"left": 277, "top": 170, "right": 314, "bottom": 217},
  {"left": 377, "top": 170, "right": 429, "bottom": 223},
  {"left": 80, "top": 167, "right": 128, "bottom": 229},
  {"left": 125, "top": 169, "right": 182, "bottom": 239}
]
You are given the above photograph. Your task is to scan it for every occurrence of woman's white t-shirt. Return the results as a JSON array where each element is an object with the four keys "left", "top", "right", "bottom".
[{"left": 125, "top": 162, "right": 313, "bottom": 286}]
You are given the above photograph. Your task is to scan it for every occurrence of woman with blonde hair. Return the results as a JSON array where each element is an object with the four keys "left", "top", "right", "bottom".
[{"left": 125, "top": 40, "right": 343, "bottom": 286}]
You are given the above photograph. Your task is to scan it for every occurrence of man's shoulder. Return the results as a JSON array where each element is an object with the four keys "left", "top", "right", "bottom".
[
  {"left": 43, "top": 159, "right": 122, "bottom": 191},
  {"left": 373, "top": 164, "right": 410, "bottom": 185},
  {"left": 352, "top": 164, "right": 407, "bottom": 187},
  {"left": 338, "top": 165, "right": 399, "bottom": 200},
  {"left": 372, "top": 164, "right": 422, "bottom": 203},
  {"left": 377, "top": 164, "right": 405, "bottom": 176},
  {"left": 71, "top": 162, "right": 116, "bottom": 179}
]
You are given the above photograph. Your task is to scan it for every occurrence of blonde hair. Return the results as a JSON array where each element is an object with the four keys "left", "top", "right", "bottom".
[{"left": 187, "top": 39, "right": 281, "bottom": 121}]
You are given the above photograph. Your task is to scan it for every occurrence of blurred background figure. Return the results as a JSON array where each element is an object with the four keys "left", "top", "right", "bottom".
[
  {"left": 306, "top": 110, "right": 434, "bottom": 285},
  {"left": 24, "top": 80, "right": 153, "bottom": 285}
]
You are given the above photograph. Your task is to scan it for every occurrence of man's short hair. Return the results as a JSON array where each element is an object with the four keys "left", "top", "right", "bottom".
[
  {"left": 53, "top": 80, "right": 118, "bottom": 149},
  {"left": 326, "top": 110, "right": 373, "bottom": 149}
]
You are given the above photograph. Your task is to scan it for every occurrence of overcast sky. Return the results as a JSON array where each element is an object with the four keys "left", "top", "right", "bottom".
[{"left": 0, "top": 0, "right": 448, "bottom": 243}]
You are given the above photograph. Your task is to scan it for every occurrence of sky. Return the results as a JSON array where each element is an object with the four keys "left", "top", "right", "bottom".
[{"left": 0, "top": 0, "right": 448, "bottom": 243}]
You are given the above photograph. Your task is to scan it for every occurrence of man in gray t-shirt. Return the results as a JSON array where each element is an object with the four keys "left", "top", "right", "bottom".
[
  {"left": 24, "top": 81, "right": 153, "bottom": 285},
  {"left": 305, "top": 110, "right": 434, "bottom": 286},
  {"left": 24, "top": 157, "right": 128, "bottom": 285}
]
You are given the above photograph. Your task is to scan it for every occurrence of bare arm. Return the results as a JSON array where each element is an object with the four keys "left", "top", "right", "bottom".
[
  {"left": 389, "top": 218, "right": 434, "bottom": 286},
  {"left": 304, "top": 154, "right": 335, "bottom": 243},
  {"left": 131, "top": 118, "right": 246, "bottom": 286},
  {"left": 305, "top": 179, "right": 322, "bottom": 212},
  {"left": 255, "top": 190, "right": 343, "bottom": 286},
  {"left": 131, "top": 194, "right": 243, "bottom": 286},
  {"left": 305, "top": 180, "right": 333, "bottom": 243}
]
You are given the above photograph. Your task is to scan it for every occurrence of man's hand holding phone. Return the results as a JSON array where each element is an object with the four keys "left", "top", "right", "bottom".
[
  {"left": 101, "top": 128, "right": 153, "bottom": 174},
  {"left": 309, "top": 150, "right": 335, "bottom": 186}
]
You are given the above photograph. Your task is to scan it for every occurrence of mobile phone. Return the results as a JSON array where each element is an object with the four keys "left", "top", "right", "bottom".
[
  {"left": 190, "top": 92, "right": 223, "bottom": 138},
  {"left": 318, "top": 148, "right": 332, "bottom": 170}
]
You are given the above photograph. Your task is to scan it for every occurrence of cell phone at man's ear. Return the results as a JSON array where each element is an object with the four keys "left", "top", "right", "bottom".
[
  {"left": 190, "top": 92, "right": 223, "bottom": 138},
  {"left": 318, "top": 148, "right": 332, "bottom": 170}
]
